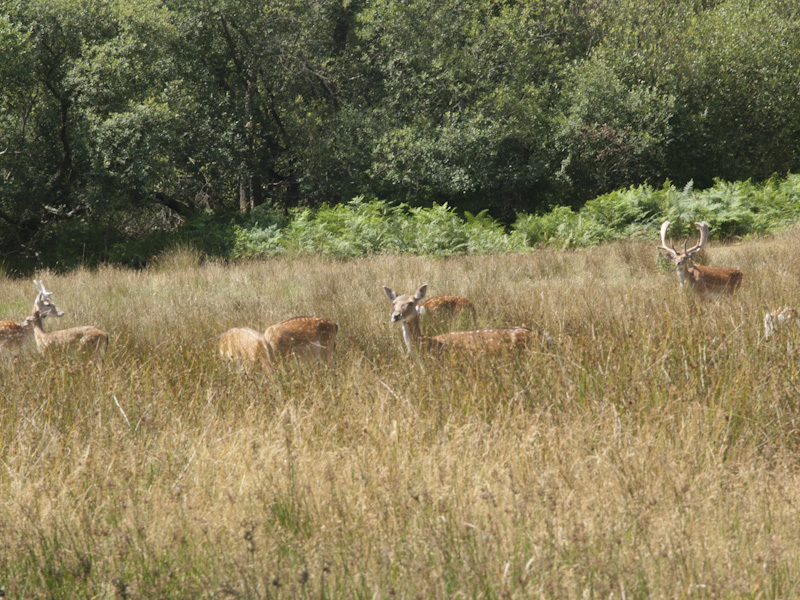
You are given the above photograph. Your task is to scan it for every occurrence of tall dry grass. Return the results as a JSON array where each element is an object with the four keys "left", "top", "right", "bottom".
[{"left": 2, "top": 230, "right": 800, "bottom": 598}]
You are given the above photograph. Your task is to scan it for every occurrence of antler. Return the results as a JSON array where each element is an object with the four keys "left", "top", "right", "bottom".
[
  {"left": 684, "top": 221, "right": 709, "bottom": 256},
  {"left": 33, "top": 279, "right": 52, "bottom": 298},
  {"left": 657, "top": 220, "right": 677, "bottom": 256}
]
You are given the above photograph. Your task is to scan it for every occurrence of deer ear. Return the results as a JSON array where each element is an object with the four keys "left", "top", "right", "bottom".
[
  {"left": 415, "top": 284, "right": 428, "bottom": 301},
  {"left": 383, "top": 286, "right": 397, "bottom": 301}
]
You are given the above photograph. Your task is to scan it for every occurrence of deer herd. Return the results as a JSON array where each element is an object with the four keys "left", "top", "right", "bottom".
[
  {"left": 0, "top": 221, "right": 796, "bottom": 368},
  {"left": 0, "top": 280, "right": 109, "bottom": 364}
]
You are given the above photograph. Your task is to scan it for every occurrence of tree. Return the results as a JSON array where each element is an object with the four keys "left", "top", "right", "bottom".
[
  {"left": 552, "top": 57, "right": 675, "bottom": 203},
  {"left": 664, "top": 0, "right": 800, "bottom": 185},
  {"left": 164, "top": 0, "right": 364, "bottom": 212},
  {"left": 0, "top": 0, "right": 111, "bottom": 261},
  {"left": 355, "top": 0, "right": 584, "bottom": 216}
]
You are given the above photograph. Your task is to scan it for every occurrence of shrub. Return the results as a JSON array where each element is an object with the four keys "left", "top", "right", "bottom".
[{"left": 513, "top": 174, "right": 800, "bottom": 249}]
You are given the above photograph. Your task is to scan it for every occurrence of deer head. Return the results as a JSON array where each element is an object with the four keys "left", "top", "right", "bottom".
[
  {"left": 33, "top": 279, "right": 65, "bottom": 319},
  {"left": 657, "top": 221, "right": 742, "bottom": 296},
  {"left": 657, "top": 220, "right": 709, "bottom": 270},
  {"left": 384, "top": 284, "right": 427, "bottom": 325}
]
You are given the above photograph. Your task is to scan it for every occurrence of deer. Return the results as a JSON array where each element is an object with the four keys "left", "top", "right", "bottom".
[
  {"left": 657, "top": 220, "right": 743, "bottom": 297},
  {"left": 218, "top": 327, "right": 272, "bottom": 369},
  {"left": 417, "top": 294, "right": 477, "bottom": 329},
  {"left": 383, "top": 284, "right": 548, "bottom": 357},
  {"left": 0, "top": 283, "right": 65, "bottom": 362},
  {"left": 763, "top": 307, "right": 799, "bottom": 340},
  {"left": 29, "top": 280, "right": 109, "bottom": 357},
  {"left": 264, "top": 316, "right": 339, "bottom": 366}
]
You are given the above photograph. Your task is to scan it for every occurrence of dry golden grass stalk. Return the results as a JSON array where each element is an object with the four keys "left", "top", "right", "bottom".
[{"left": 1, "top": 227, "right": 800, "bottom": 598}]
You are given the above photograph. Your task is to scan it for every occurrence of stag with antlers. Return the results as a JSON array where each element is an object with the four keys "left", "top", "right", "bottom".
[{"left": 657, "top": 221, "right": 743, "bottom": 297}]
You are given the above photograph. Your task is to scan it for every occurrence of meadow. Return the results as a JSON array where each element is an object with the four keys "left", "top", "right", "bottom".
[{"left": 2, "top": 226, "right": 800, "bottom": 599}]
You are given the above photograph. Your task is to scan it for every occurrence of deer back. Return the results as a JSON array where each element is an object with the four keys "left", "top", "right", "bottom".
[
  {"left": 419, "top": 295, "right": 475, "bottom": 316},
  {"left": 36, "top": 324, "right": 109, "bottom": 356},
  {"left": 219, "top": 327, "right": 271, "bottom": 367},
  {"left": 0, "top": 319, "right": 33, "bottom": 358},
  {"left": 431, "top": 327, "right": 545, "bottom": 353},
  {"left": 265, "top": 316, "right": 339, "bottom": 361},
  {"left": 686, "top": 263, "right": 743, "bottom": 295}
]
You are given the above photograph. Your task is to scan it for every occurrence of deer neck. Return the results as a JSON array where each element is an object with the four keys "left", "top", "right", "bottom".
[
  {"left": 401, "top": 315, "right": 423, "bottom": 356},
  {"left": 676, "top": 260, "right": 695, "bottom": 288},
  {"left": 30, "top": 312, "right": 48, "bottom": 343}
]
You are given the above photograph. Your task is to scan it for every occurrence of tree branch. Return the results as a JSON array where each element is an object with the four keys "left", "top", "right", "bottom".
[{"left": 155, "top": 193, "right": 195, "bottom": 219}]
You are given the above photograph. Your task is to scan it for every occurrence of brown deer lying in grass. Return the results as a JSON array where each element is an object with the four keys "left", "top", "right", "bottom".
[
  {"left": 29, "top": 280, "right": 109, "bottom": 357},
  {"left": 219, "top": 316, "right": 339, "bottom": 369},
  {"left": 265, "top": 316, "right": 339, "bottom": 366},
  {"left": 384, "top": 284, "right": 548, "bottom": 357},
  {"left": 417, "top": 294, "right": 477, "bottom": 330},
  {"left": 218, "top": 327, "right": 272, "bottom": 369},
  {"left": 0, "top": 282, "right": 65, "bottom": 362},
  {"left": 657, "top": 221, "right": 743, "bottom": 297}
]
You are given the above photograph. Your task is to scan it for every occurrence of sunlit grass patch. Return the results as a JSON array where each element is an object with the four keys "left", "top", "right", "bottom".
[{"left": 2, "top": 227, "right": 800, "bottom": 597}]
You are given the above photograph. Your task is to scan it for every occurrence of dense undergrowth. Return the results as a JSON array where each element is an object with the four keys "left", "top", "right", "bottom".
[
  {"left": 195, "top": 174, "right": 800, "bottom": 259},
  {"left": 11, "top": 173, "right": 800, "bottom": 274}
]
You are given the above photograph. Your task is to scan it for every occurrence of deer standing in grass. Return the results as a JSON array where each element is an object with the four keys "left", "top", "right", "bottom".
[
  {"left": 0, "top": 283, "right": 65, "bottom": 362},
  {"left": 218, "top": 327, "right": 272, "bottom": 369},
  {"left": 657, "top": 221, "right": 743, "bottom": 297},
  {"left": 29, "top": 280, "right": 109, "bottom": 357},
  {"left": 265, "top": 316, "right": 339, "bottom": 366},
  {"left": 384, "top": 284, "right": 546, "bottom": 357}
]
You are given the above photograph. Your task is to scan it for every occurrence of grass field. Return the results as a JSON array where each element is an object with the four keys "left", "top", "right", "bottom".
[{"left": 2, "top": 227, "right": 800, "bottom": 599}]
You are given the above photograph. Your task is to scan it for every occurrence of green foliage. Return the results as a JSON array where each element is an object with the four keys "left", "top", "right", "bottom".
[
  {"left": 358, "top": 0, "right": 565, "bottom": 212},
  {"left": 282, "top": 199, "right": 405, "bottom": 258},
  {"left": 222, "top": 174, "right": 800, "bottom": 258},
  {"left": 2, "top": 173, "right": 798, "bottom": 271},
  {"left": 179, "top": 212, "right": 245, "bottom": 258},
  {"left": 2, "top": 0, "right": 800, "bottom": 268},
  {"left": 553, "top": 56, "right": 675, "bottom": 201},
  {"left": 663, "top": 0, "right": 800, "bottom": 184},
  {"left": 513, "top": 174, "right": 800, "bottom": 248},
  {"left": 583, "top": 0, "right": 800, "bottom": 187},
  {"left": 231, "top": 197, "right": 527, "bottom": 259}
]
